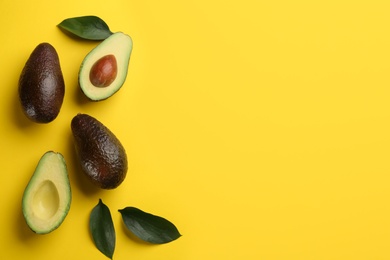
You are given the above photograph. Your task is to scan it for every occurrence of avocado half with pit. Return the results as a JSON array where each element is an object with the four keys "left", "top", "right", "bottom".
[
  {"left": 22, "top": 151, "right": 71, "bottom": 234},
  {"left": 79, "top": 32, "right": 133, "bottom": 101}
]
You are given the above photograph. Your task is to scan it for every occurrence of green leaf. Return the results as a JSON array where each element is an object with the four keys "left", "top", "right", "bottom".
[
  {"left": 90, "top": 199, "right": 115, "bottom": 259},
  {"left": 118, "top": 207, "right": 181, "bottom": 244},
  {"left": 58, "top": 16, "right": 113, "bottom": 40}
]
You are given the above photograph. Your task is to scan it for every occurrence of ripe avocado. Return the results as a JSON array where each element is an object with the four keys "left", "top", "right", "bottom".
[
  {"left": 79, "top": 32, "right": 133, "bottom": 101},
  {"left": 18, "top": 43, "right": 65, "bottom": 123},
  {"left": 71, "top": 113, "right": 128, "bottom": 189},
  {"left": 22, "top": 151, "right": 71, "bottom": 234}
]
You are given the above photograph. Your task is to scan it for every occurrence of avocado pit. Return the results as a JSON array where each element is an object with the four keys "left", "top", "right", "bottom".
[{"left": 89, "top": 54, "right": 117, "bottom": 87}]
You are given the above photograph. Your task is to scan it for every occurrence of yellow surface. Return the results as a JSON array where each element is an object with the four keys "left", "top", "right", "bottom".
[{"left": 2, "top": 0, "right": 390, "bottom": 259}]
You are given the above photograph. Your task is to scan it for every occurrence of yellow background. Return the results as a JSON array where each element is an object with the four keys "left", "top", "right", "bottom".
[{"left": 2, "top": 0, "right": 390, "bottom": 259}]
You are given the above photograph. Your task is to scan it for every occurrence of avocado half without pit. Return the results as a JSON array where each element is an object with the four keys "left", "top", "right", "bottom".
[
  {"left": 22, "top": 151, "right": 71, "bottom": 234},
  {"left": 79, "top": 32, "right": 133, "bottom": 101}
]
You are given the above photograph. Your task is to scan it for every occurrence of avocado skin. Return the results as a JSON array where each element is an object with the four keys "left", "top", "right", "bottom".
[
  {"left": 18, "top": 43, "right": 65, "bottom": 123},
  {"left": 71, "top": 114, "right": 128, "bottom": 189}
]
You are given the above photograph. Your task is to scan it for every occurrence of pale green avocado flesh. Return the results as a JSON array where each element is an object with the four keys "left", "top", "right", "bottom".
[
  {"left": 79, "top": 32, "right": 133, "bottom": 101},
  {"left": 22, "top": 151, "right": 71, "bottom": 234}
]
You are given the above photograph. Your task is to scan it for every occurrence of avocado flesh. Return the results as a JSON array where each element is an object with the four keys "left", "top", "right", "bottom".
[
  {"left": 79, "top": 32, "right": 132, "bottom": 101},
  {"left": 18, "top": 43, "right": 65, "bottom": 123},
  {"left": 22, "top": 151, "right": 71, "bottom": 234},
  {"left": 71, "top": 113, "right": 128, "bottom": 189}
]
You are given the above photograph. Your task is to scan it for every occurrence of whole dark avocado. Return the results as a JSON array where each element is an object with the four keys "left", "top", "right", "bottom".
[
  {"left": 18, "top": 43, "right": 65, "bottom": 123},
  {"left": 71, "top": 113, "right": 128, "bottom": 189}
]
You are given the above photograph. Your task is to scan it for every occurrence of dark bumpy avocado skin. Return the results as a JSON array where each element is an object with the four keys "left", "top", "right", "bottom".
[
  {"left": 71, "top": 114, "right": 128, "bottom": 189},
  {"left": 18, "top": 43, "right": 65, "bottom": 123}
]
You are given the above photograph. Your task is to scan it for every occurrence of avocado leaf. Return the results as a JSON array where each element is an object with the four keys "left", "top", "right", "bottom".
[
  {"left": 58, "top": 16, "right": 113, "bottom": 40},
  {"left": 90, "top": 199, "right": 116, "bottom": 259},
  {"left": 118, "top": 207, "right": 181, "bottom": 244}
]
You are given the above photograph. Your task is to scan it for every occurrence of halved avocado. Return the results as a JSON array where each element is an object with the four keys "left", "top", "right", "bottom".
[
  {"left": 22, "top": 151, "right": 71, "bottom": 234},
  {"left": 79, "top": 32, "right": 133, "bottom": 101}
]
